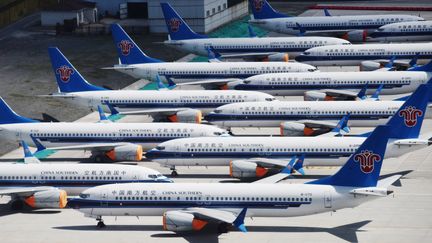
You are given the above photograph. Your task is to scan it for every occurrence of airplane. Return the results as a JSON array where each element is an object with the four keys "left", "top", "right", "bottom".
[
  {"left": 0, "top": 140, "right": 171, "bottom": 210},
  {"left": 68, "top": 124, "right": 403, "bottom": 234},
  {"left": 295, "top": 42, "right": 432, "bottom": 68},
  {"left": 43, "top": 47, "right": 276, "bottom": 121},
  {"left": 107, "top": 24, "right": 318, "bottom": 82},
  {"left": 146, "top": 83, "right": 432, "bottom": 177},
  {"left": 227, "top": 61, "right": 432, "bottom": 98},
  {"left": 160, "top": 2, "right": 351, "bottom": 61},
  {"left": 0, "top": 97, "right": 227, "bottom": 162},
  {"left": 248, "top": 0, "right": 424, "bottom": 42},
  {"left": 369, "top": 20, "right": 432, "bottom": 42}
]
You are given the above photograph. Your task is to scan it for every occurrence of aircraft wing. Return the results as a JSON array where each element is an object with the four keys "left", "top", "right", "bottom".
[
  {"left": 119, "top": 108, "right": 190, "bottom": 116},
  {"left": 220, "top": 52, "right": 278, "bottom": 59},
  {"left": 40, "top": 142, "right": 130, "bottom": 151},
  {"left": 0, "top": 186, "right": 56, "bottom": 197},
  {"left": 185, "top": 207, "right": 238, "bottom": 224},
  {"left": 299, "top": 120, "right": 339, "bottom": 129},
  {"left": 246, "top": 157, "right": 288, "bottom": 168},
  {"left": 101, "top": 65, "right": 136, "bottom": 71},
  {"left": 372, "top": 59, "right": 412, "bottom": 70},
  {"left": 253, "top": 173, "right": 291, "bottom": 184},
  {"left": 37, "top": 93, "right": 77, "bottom": 99}
]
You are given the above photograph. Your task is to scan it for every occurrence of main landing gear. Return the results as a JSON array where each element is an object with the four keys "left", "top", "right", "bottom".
[
  {"left": 170, "top": 166, "right": 178, "bottom": 177},
  {"left": 96, "top": 216, "right": 106, "bottom": 228}
]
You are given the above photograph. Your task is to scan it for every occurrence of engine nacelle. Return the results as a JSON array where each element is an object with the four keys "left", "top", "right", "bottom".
[
  {"left": 163, "top": 211, "right": 208, "bottom": 232},
  {"left": 106, "top": 144, "right": 143, "bottom": 161},
  {"left": 280, "top": 122, "right": 330, "bottom": 136},
  {"left": 342, "top": 30, "right": 367, "bottom": 43},
  {"left": 229, "top": 160, "right": 268, "bottom": 179},
  {"left": 360, "top": 61, "right": 382, "bottom": 71},
  {"left": 24, "top": 189, "right": 67, "bottom": 209},
  {"left": 265, "top": 53, "right": 289, "bottom": 62},
  {"left": 303, "top": 91, "right": 327, "bottom": 101},
  {"left": 168, "top": 109, "right": 202, "bottom": 123},
  {"left": 224, "top": 79, "right": 245, "bottom": 90}
]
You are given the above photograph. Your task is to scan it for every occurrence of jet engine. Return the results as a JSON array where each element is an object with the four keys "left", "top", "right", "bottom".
[
  {"left": 168, "top": 109, "right": 202, "bottom": 123},
  {"left": 303, "top": 91, "right": 327, "bottom": 101},
  {"left": 280, "top": 122, "right": 331, "bottom": 136},
  {"left": 24, "top": 189, "right": 67, "bottom": 209},
  {"left": 105, "top": 144, "right": 143, "bottom": 161},
  {"left": 360, "top": 61, "right": 382, "bottom": 71},
  {"left": 229, "top": 160, "right": 269, "bottom": 179},
  {"left": 264, "top": 53, "right": 289, "bottom": 62},
  {"left": 342, "top": 30, "right": 368, "bottom": 43},
  {"left": 163, "top": 211, "right": 208, "bottom": 232}
]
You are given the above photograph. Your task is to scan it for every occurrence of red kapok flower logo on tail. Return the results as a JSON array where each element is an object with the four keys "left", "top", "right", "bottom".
[
  {"left": 398, "top": 106, "right": 423, "bottom": 127},
  {"left": 353, "top": 150, "right": 381, "bottom": 174},
  {"left": 253, "top": 0, "right": 265, "bottom": 12},
  {"left": 56, "top": 65, "right": 74, "bottom": 83},
  {"left": 118, "top": 40, "right": 134, "bottom": 56},
  {"left": 168, "top": 18, "right": 182, "bottom": 32}
]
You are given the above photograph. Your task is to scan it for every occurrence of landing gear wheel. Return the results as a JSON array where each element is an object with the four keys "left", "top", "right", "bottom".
[
  {"left": 171, "top": 170, "right": 178, "bottom": 177},
  {"left": 96, "top": 216, "right": 105, "bottom": 228},
  {"left": 10, "top": 200, "right": 24, "bottom": 210},
  {"left": 217, "top": 222, "right": 230, "bottom": 233}
]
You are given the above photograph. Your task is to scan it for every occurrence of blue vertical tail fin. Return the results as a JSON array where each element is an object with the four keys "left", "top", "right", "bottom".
[
  {"left": 48, "top": 47, "right": 105, "bottom": 93},
  {"left": 249, "top": 0, "right": 290, "bottom": 19},
  {"left": 160, "top": 2, "right": 207, "bottom": 40},
  {"left": 385, "top": 83, "right": 431, "bottom": 139},
  {"left": 308, "top": 125, "right": 390, "bottom": 187},
  {"left": 0, "top": 97, "right": 37, "bottom": 124},
  {"left": 111, "top": 24, "right": 163, "bottom": 64}
]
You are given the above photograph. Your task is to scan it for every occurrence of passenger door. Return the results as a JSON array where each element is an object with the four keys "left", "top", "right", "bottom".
[{"left": 324, "top": 191, "right": 332, "bottom": 208}]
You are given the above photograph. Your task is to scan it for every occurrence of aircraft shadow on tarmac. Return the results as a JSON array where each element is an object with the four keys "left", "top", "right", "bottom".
[
  {"left": 53, "top": 220, "right": 371, "bottom": 243},
  {"left": 0, "top": 202, "right": 61, "bottom": 217}
]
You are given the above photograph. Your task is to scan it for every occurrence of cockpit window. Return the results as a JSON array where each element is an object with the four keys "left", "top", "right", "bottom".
[
  {"left": 213, "top": 132, "right": 222, "bottom": 135},
  {"left": 265, "top": 97, "right": 276, "bottom": 101},
  {"left": 149, "top": 174, "right": 157, "bottom": 179},
  {"left": 243, "top": 80, "right": 251, "bottom": 84},
  {"left": 79, "top": 193, "right": 90, "bottom": 199},
  {"left": 303, "top": 51, "right": 310, "bottom": 55},
  {"left": 214, "top": 109, "right": 223, "bottom": 113},
  {"left": 156, "top": 146, "right": 165, "bottom": 150},
  {"left": 342, "top": 42, "right": 352, "bottom": 45},
  {"left": 308, "top": 68, "right": 317, "bottom": 72}
]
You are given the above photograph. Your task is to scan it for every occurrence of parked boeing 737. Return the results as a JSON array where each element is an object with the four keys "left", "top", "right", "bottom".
[
  {"left": 296, "top": 42, "right": 432, "bottom": 68},
  {"left": 107, "top": 24, "right": 317, "bottom": 82},
  {"left": 248, "top": 0, "right": 423, "bottom": 42},
  {"left": 69, "top": 124, "right": 403, "bottom": 234},
  {"left": 0, "top": 141, "right": 170, "bottom": 210},
  {"left": 370, "top": 20, "right": 432, "bottom": 42},
  {"left": 160, "top": 2, "right": 350, "bottom": 61},
  {"left": 227, "top": 61, "right": 432, "bottom": 98},
  {"left": 0, "top": 97, "right": 226, "bottom": 162},
  {"left": 43, "top": 47, "right": 275, "bottom": 122},
  {"left": 146, "top": 83, "right": 432, "bottom": 177}
]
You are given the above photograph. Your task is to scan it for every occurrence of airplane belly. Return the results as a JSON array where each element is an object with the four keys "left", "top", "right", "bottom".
[{"left": 162, "top": 158, "right": 231, "bottom": 167}]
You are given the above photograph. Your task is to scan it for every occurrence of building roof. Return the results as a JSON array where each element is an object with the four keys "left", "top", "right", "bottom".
[{"left": 43, "top": 0, "right": 95, "bottom": 11}]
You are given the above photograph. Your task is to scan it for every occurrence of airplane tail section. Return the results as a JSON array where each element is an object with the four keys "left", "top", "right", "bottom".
[
  {"left": 249, "top": 0, "right": 290, "bottom": 19},
  {"left": 48, "top": 47, "right": 105, "bottom": 93},
  {"left": 0, "top": 97, "right": 37, "bottom": 124},
  {"left": 160, "top": 3, "right": 208, "bottom": 40},
  {"left": 308, "top": 125, "right": 390, "bottom": 187},
  {"left": 385, "top": 83, "right": 430, "bottom": 139},
  {"left": 111, "top": 24, "right": 163, "bottom": 64}
]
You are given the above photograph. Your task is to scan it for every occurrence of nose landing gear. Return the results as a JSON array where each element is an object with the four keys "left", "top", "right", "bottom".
[{"left": 96, "top": 216, "right": 106, "bottom": 228}]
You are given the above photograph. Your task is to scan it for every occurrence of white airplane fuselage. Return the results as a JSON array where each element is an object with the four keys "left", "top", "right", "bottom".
[
  {"left": 51, "top": 90, "right": 275, "bottom": 114},
  {"left": 0, "top": 122, "right": 225, "bottom": 150},
  {"left": 164, "top": 36, "right": 350, "bottom": 58},
  {"left": 0, "top": 163, "right": 169, "bottom": 196},
  {"left": 250, "top": 14, "right": 423, "bottom": 36},
  {"left": 232, "top": 71, "right": 430, "bottom": 96},
  {"left": 114, "top": 62, "right": 317, "bottom": 81},
  {"left": 145, "top": 135, "right": 431, "bottom": 167},
  {"left": 71, "top": 182, "right": 383, "bottom": 218},
  {"left": 370, "top": 20, "right": 432, "bottom": 42},
  {"left": 296, "top": 43, "right": 432, "bottom": 66},
  {"left": 205, "top": 100, "right": 432, "bottom": 128}
]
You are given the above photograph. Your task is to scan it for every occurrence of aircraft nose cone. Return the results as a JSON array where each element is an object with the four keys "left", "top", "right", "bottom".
[{"left": 145, "top": 149, "right": 159, "bottom": 160}]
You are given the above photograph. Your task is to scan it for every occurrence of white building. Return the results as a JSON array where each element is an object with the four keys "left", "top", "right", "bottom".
[
  {"left": 90, "top": 0, "right": 248, "bottom": 33},
  {"left": 41, "top": 1, "right": 98, "bottom": 27}
]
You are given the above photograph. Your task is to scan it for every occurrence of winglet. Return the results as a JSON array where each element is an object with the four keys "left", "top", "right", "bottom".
[
  {"left": 409, "top": 53, "right": 419, "bottom": 68},
  {"left": 324, "top": 9, "right": 331, "bottom": 16},
  {"left": 332, "top": 113, "right": 350, "bottom": 135},
  {"left": 384, "top": 56, "right": 396, "bottom": 69},
  {"left": 370, "top": 84, "right": 384, "bottom": 100},
  {"left": 295, "top": 22, "right": 306, "bottom": 36},
  {"left": 248, "top": 24, "right": 257, "bottom": 38},
  {"left": 206, "top": 46, "right": 222, "bottom": 62},
  {"left": 293, "top": 154, "right": 305, "bottom": 175},
  {"left": 408, "top": 59, "right": 432, "bottom": 72},
  {"left": 30, "top": 135, "right": 47, "bottom": 152},
  {"left": 166, "top": 76, "right": 177, "bottom": 89},
  {"left": 104, "top": 102, "right": 119, "bottom": 115},
  {"left": 357, "top": 83, "right": 368, "bottom": 100},
  {"left": 21, "top": 140, "right": 41, "bottom": 164},
  {"left": 232, "top": 208, "right": 248, "bottom": 233},
  {"left": 97, "top": 105, "right": 110, "bottom": 122},
  {"left": 155, "top": 75, "right": 169, "bottom": 90},
  {"left": 281, "top": 155, "right": 297, "bottom": 174}
]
